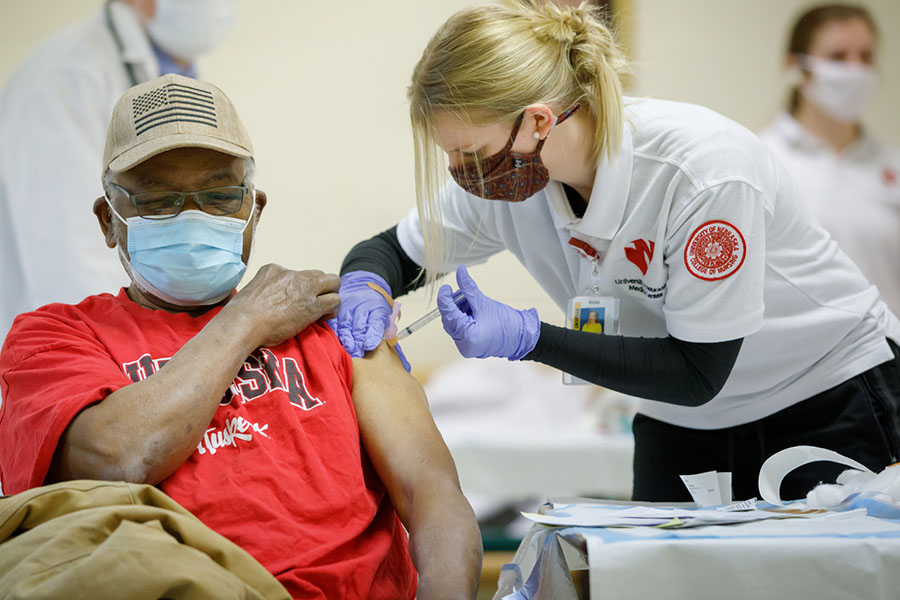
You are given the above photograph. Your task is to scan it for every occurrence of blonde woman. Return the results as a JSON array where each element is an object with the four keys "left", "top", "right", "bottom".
[{"left": 334, "top": 1, "right": 900, "bottom": 502}]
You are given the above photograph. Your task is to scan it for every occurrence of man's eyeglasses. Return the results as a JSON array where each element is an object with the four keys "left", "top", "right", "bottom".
[{"left": 108, "top": 182, "right": 250, "bottom": 220}]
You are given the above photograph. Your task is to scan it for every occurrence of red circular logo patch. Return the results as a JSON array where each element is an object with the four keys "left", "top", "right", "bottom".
[{"left": 684, "top": 220, "right": 746, "bottom": 281}]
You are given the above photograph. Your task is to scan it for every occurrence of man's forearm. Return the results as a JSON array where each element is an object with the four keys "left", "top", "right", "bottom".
[
  {"left": 408, "top": 482, "right": 482, "bottom": 600},
  {"left": 48, "top": 304, "right": 262, "bottom": 485}
]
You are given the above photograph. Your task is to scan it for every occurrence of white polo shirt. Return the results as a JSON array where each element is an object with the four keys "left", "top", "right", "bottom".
[
  {"left": 398, "top": 97, "right": 900, "bottom": 430},
  {"left": 759, "top": 113, "right": 900, "bottom": 316}
]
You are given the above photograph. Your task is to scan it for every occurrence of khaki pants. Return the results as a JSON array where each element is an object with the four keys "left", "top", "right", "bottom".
[{"left": 0, "top": 480, "right": 290, "bottom": 600}]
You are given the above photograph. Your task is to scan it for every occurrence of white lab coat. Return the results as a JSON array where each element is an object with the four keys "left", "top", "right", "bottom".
[{"left": 0, "top": 2, "right": 159, "bottom": 341}]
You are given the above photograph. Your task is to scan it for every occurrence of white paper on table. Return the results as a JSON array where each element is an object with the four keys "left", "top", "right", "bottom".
[
  {"left": 717, "top": 472, "right": 732, "bottom": 504},
  {"left": 718, "top": 498, "right": 757, "bottom": 512},
  {"left": 584, "top": 509, "right": 882, "bottom": 540},
  {"left": 680, "top": 471, "right": 729, "bottom": 507},
  {"left": 521, "top": 504, "right": 814, "bottom": 528},
  {"left": 758, "top": 445, "right": 872, "bottom": 505}
]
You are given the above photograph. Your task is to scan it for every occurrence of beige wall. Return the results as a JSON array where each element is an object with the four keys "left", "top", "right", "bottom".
[
  {"left": 628, "top": 0, "right": 900, "bottom": 138},
  {"left": 2, "top": 0, "right": 898, "bottom": 371}
]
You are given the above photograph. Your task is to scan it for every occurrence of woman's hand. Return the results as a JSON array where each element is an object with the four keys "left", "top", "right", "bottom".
[
  {"left": 437, "top": 265, "right": 540, "bottom": 360},
  {"left": 329, "top": 271, "right": 393, "bottom": 358}
]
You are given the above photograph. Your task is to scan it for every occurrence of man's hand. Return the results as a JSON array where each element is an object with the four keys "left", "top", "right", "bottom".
[{"left": 230, "top": 264, "right": 341, "bottom": 347}]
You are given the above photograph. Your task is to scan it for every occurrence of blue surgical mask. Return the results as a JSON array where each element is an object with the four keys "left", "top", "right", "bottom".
[{"left": 107, "top": 200, "right": 255, "bottom": 306}]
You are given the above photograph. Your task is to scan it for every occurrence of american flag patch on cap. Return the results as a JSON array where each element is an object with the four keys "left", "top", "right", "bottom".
[
  {"left": 103, "top": 74, "right": 252, "bottom": 174},
  {"left": 131, "top": 82, "right": 217, "bottom": 136}
]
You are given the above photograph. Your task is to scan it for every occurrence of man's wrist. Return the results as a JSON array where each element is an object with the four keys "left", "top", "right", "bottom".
[{"left": 215, "top": 302, "right": 265, "bottom": 352}]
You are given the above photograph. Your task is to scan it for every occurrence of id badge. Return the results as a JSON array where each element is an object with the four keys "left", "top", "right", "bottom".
[{"left": 563, "top": 295, "right": 620, "bottom": 385}]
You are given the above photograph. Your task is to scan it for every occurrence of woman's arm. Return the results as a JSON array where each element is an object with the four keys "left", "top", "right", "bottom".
[
  {"left": 340, "top": 226, "right": 427, "bottom": 297},
  {"left": 525, "top": 325, "right": 743, "bottom": 406}
]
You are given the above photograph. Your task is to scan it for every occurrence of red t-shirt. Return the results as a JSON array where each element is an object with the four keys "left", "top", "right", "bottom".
[{"left": 0, "top": 289, "right": 416, "bottom": 600}]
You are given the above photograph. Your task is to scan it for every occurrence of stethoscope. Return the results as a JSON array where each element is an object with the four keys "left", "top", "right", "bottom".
[{"left": 104, "top": 0, "right": 140, "bottom": 87}]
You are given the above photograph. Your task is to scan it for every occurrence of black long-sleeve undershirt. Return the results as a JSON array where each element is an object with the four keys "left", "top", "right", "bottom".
[
  {"left": 341, "top": 226, "right": 426, "bottom": 297},
  {"left": 341, "top": 226, "right": 744, "bottom": 406},
  {"left": 524, "top": 325, "right": 743, "bottom": 406}
]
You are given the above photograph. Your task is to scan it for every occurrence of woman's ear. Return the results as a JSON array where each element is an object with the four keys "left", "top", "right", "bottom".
[
  {"left": 785, "top": 55, "right": 808, "bottom": 85},
  {"left": 523, "top": 104, "right": 557, "bottom": 141}
]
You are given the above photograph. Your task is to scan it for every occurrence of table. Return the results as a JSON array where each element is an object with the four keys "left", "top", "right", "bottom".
[{"left": 494, "top": 502, "right": 900, "bottom": 600}]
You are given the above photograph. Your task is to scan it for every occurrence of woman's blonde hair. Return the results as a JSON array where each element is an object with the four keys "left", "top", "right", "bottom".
[{"left": 408, "top": 0, "right": 630, "bottom": 287}]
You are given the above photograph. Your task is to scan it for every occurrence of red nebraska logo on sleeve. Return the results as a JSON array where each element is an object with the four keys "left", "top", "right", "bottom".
[
  {"left": 684, "top": 220, "right": 746, "bottom": 281},
  {"left": 624, "top": 239, "right": 655, "bottom": 276}
]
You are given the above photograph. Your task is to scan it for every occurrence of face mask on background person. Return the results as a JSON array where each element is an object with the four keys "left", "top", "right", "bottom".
[
  {"left": 146, "top": 0, "right": 237, "bottom": 62},
  {"left": 106, "top": 201, "right": 255, "bottom": 306},
  {"left": 799, "top": 55, "right": 877, "bottom": 123}
]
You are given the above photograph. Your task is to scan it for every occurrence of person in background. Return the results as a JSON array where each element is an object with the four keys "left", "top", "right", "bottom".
[
  {"left": 0, "top": 0, "right": 236, "bottom": 342},
  {"left": 759, "top": 4, "right": 900, "bottom": 315}
]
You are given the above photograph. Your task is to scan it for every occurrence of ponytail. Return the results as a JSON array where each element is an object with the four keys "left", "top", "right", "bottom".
[{"left": 550, "top": 2, "right": 629, "bottom": 164}]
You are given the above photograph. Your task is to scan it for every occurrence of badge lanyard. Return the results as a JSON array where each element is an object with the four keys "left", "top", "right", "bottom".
[
  {"left": 567, "top": 237, "right": 604, "bottom": 297},
  {"left": 564, "top": 237, "right": 621, "bottom": 385}
]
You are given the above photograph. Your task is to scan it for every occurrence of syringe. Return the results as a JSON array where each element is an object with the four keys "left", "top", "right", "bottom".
[{"left": 395, "top": 289, "right": 465, "bottom": 340}]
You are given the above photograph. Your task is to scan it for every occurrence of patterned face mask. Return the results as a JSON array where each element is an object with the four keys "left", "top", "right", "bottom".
[{"left": 449, "top": 104, "right": 579, "bottom": 202}]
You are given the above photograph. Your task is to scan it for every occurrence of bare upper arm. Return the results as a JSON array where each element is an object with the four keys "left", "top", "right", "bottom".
[{"left": 351, "top": 342, "right": 461, "bottom": 525}]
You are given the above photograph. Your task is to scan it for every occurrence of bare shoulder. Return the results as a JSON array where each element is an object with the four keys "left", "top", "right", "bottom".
[
  {"left": 351, "top": 342, "right": 408, "bottom": 382},
  {"left": 350, "top": 342, "right": 431, "bottom": 429}
]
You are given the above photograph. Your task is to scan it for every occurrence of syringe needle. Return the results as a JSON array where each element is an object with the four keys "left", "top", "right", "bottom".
[{"left": 395, "top": 289, "right": 465, "bottom": 340}]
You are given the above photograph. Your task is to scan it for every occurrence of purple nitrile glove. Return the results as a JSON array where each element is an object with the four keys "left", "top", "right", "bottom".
[
  {"left": 327, "top": 271, "right": 392, "bottom": 358},
  {"left": 437, "top": 265, "right": 540, "bottom": 361}
]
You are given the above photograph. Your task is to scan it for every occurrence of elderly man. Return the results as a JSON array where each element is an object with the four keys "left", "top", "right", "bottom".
[{"left": 0, "top": 74, "right": 481, "bottom": 600}]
